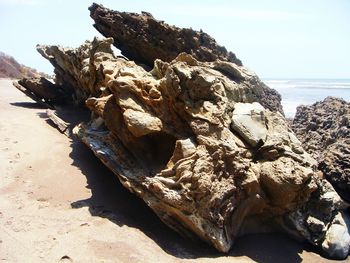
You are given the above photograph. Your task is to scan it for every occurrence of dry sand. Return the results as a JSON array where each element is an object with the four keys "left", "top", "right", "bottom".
[{"left": 0, "top": 78, "right": 348, "bottom": 263}]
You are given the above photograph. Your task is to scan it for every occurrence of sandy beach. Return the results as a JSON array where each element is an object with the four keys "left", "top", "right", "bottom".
[{"left": 0, "top": 78, "right": 348, "bottom": 262}]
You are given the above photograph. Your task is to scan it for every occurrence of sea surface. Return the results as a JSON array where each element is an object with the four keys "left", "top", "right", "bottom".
[{"left": 263, "top": 79, "right": 350, "bottom": 118}]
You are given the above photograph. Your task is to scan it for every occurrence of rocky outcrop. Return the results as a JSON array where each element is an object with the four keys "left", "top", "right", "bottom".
[
  {"left": 30, "top": 37, "right": 349, "bottom": 259},
  {"left": 89, "top": 3, "right": 242, "bottom": 67},
  {"left": 88, "top": 3, "right": 283, "bottom": 114},
  {"left": 292, "top": 97, "right": 350, "bottom": 203},
  {"left": 17, "top": 77, "right": 65, "bottom": 104},
  {"left": 36, "top": 41, "right": 99, "bottom": 105},
  {"left": 11, "top": 2, "right": 350, "bottom": 258}
]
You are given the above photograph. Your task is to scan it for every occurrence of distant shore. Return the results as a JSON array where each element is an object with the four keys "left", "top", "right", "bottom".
[{"left": 264, "top": 79, "right": 350, "bottom": 117}]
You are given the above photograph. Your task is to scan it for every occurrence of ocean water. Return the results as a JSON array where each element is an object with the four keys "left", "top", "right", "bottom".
[{"left": 263, "top": 79, "right": 350, "bottom": 118}]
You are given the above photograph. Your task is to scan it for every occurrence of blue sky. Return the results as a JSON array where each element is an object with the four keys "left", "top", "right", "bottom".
[{"left": 0, "top": 0, "right": 349, "bottom": 78}]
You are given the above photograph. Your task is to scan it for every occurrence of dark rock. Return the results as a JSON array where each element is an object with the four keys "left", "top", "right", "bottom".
[
  {"left": 89, "top": 3, "right": 242, "bottom": 67},
  {"left": 17, "top": 77, "right": 64, "bottom": 104},
  {"left": 292, "top": 97, "right": 350, "bottom": 202}
]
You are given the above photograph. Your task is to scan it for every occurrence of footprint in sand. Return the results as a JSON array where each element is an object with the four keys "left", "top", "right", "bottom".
[{"left": 59, "top": 255, "right": 73, "bottom": 262}]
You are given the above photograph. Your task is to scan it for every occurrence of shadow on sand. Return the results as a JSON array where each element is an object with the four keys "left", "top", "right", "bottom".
[
  {"left": 39, "top": 108, "right": 321, "bottom": 263},
  {"left": 10, "top": 101, "right": 47, "bottom": 109}
]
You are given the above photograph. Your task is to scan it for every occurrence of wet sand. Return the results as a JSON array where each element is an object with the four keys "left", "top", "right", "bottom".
[{"left": 0, "top": 78, "right": 348, "bottom": 262}]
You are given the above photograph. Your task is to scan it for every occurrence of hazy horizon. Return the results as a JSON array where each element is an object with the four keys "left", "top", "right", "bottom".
[{"left": 0, "top": 0, "right": 349, "bottom": 79}]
